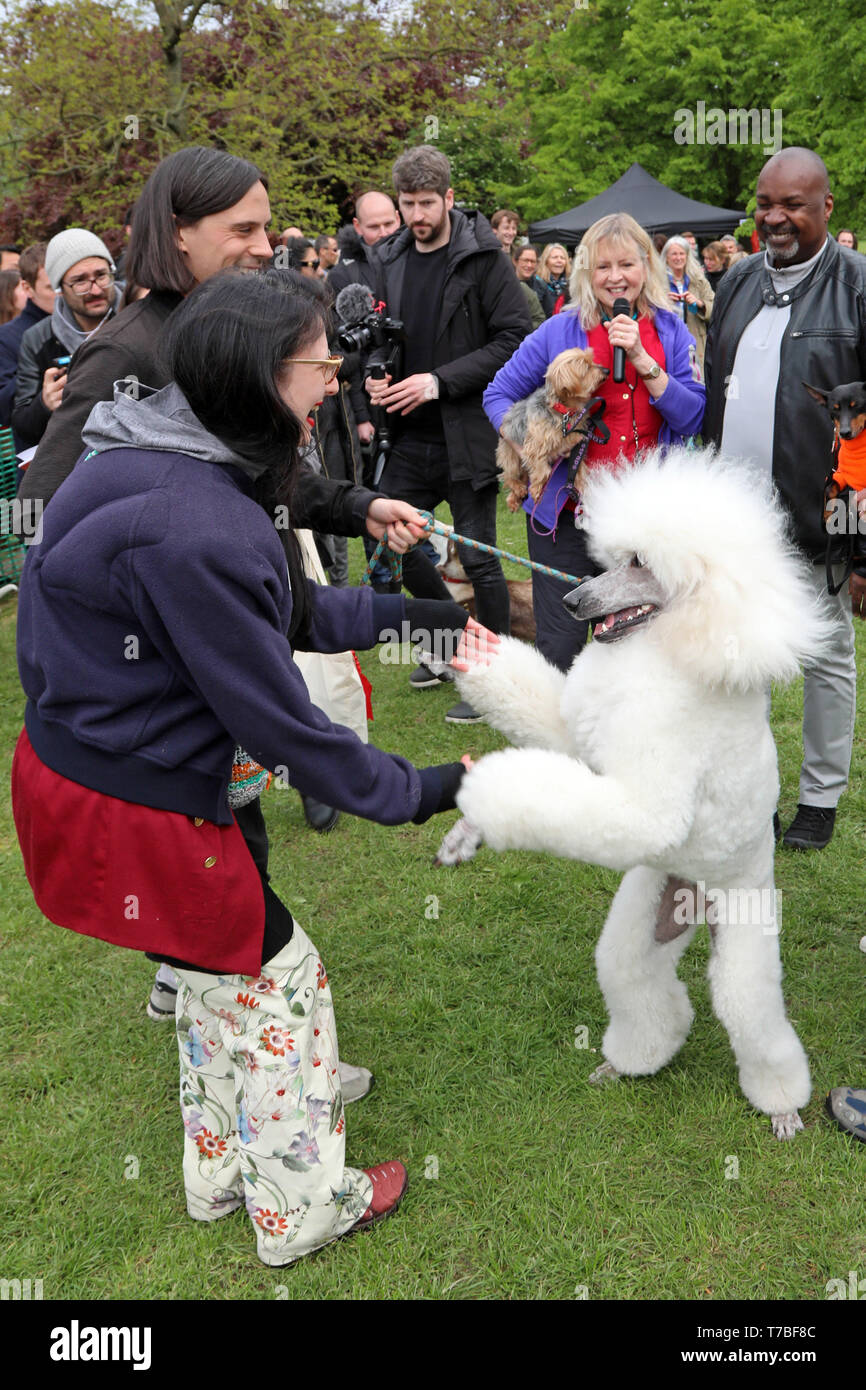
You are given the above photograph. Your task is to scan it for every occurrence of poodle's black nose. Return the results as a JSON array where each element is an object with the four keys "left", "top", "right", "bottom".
[{"left": 563, "top": 586, "right": 585, "bottom": 615}]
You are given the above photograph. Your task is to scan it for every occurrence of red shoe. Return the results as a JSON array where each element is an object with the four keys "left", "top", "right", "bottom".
[{"left": 355, "top": 1160, "right": 408, "bottom": 1227}]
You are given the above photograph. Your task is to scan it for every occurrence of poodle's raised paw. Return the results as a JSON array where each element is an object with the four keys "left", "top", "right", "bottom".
[
  {"left": 588, "top": 1060, "right": 620, "bottom": 1085},
  {"left": 771, "top": 1110, "right": 804, "bottom": 1141},
  {"left": 435, "top": 817, "right": 483, "bottom": 867}
]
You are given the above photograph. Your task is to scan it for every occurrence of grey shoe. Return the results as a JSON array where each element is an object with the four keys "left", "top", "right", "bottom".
[
  {"left": 409, "top": 663, "right": 454, "bottom": 689},
  {"left": 826, "top": 1087, "right": 866, "bottom": 1141},
  {"left": 444, "top": 700, "right": 484, "bottom": 724},
  {"left": 339, "top": 1062, "right": 374, "bottom": 1104},
  {"left": 146, "top": 978, "right": 178, "bottom": 1021}
]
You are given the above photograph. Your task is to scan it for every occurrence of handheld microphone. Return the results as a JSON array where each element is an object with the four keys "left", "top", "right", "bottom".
[{"left": 611, "top": 296, "right": 630, "bottom": 383}]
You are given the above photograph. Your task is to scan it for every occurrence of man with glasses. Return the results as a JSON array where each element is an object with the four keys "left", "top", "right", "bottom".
[
  {"left": 315, "top": 233, "right": 339, "bottom": 271},
  {"left": 12, "top": 229, "right": 118, "bottom": 450}
]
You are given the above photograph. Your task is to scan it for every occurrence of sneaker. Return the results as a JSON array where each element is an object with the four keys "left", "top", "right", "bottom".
[
  {"left": 825, "top": 1087, "right": 866, "bottom": 1141},
  {"left": 338, "top": 1062, "right": 374, "bottom": 1104},
  {"left": 409, "top": 663, "right": 454, "bottom": 689},
  {"left": 782, "top": 803, "right": 836, "bottom": 851},
  {"left": 300, "top": 794, "right": 339, "bottom": 833},
  {"left": 146, "top": 978, "right": 178, "bottom": 1021},
  {"left": 444, "top": 700, "right": 484, "bottom": 724},
  {"left": 354, "top": 1159, "right": 408, "bottom": 1227}
]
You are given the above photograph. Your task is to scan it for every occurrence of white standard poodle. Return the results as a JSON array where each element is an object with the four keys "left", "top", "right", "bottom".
[{"left": 435, "top": 449, "right": 835, "bottom": 1139}]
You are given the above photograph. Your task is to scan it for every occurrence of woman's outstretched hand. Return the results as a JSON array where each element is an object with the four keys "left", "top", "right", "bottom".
[{"left": 451, "top": 618, "right": 501, "bottom": 672}]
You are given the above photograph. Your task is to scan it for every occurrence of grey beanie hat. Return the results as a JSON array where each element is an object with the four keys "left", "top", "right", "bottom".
[{"left": 45, "top": 229, "right": 116, "bottom": 290}]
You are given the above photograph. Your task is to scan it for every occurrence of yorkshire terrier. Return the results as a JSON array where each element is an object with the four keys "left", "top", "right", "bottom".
[{"left": 497, "top": 348, "right": 609, "bottom": 513}]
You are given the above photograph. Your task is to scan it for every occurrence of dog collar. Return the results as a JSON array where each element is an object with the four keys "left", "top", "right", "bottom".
[
  {"left": 552, "top": 401, "right": 582, "bottom": 436},
  {"left": 552, "top": 397, "right": 610, "bottom": 444}
]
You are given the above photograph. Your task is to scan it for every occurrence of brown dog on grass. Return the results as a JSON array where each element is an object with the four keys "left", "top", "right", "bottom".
[{"left": 437, "top": 537, "right": 536, "bottom": 643}]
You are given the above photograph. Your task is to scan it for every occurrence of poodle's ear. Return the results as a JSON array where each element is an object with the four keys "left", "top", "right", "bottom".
[{"left": 802, "top": 381, "right": 828, "bottom": 407}]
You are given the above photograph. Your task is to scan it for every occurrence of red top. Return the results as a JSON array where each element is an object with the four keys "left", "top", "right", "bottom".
[{"left": 584, "top": 317, "right": 666, "bottom": 470}]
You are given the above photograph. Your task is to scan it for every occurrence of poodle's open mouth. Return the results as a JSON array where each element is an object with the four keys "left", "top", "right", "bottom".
[{"left": 593, "top": 603, "right": 658, "bottom": 642}]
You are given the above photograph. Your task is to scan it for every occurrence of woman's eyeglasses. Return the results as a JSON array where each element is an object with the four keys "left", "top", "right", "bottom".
[
  {"left": 282, "top": 355, "right": 343, "bottom": 383},
  {"left": 301, "top": 259, "right": 320, "bottom": 271}
]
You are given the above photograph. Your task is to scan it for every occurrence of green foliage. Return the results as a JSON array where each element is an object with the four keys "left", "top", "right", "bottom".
[
  {"left": 0, "top": 0, "right": 576, "bottom": 241},
  {"left": 0, "top": 0, "right": 163, "bottom": 246},
  {"left": 2, "top": 0, "right": 866, "bottom": 249},
  {"left": 496, "top": 0, "right": 812, "bottom": 223}
]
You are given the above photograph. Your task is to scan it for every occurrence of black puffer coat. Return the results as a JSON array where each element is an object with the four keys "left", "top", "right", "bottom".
[{"left": 372, "top": 209, "right": 533, "bottom": 486}]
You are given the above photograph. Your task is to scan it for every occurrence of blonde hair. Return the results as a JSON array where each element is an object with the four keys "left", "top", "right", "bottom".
[
  {"left": 568, "top": 213, "right": 673, "bottom": 328},
  {"left": 538, "top": 243, "right": 572, "bottom": 283}
]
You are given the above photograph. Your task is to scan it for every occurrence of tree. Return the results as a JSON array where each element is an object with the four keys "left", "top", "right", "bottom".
[{"left": 493, "top": 0, "right": 811, "bottom": 224}]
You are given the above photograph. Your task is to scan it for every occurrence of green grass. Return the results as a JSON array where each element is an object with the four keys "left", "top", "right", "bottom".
[{"left": 1, "top": 496, "right": 865, "bottom": 1301}]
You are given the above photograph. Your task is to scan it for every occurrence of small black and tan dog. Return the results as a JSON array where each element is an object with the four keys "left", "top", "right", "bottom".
[{"left": 803, "top": 379, "right": 866, "bottom": 588}]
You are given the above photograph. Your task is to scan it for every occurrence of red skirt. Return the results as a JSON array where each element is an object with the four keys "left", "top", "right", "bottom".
[{"left": 11, "top": 729, "right": 265, "bottom": 975}]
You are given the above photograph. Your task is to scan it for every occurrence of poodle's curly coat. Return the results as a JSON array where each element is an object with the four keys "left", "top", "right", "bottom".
[{"left": 438, "top": 450, "right": 836, "bottom": 1138}]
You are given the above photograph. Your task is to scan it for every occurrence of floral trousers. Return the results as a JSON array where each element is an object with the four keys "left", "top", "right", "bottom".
[{"left": 174, "top": 922, "right": 373, "bottom": 1266}]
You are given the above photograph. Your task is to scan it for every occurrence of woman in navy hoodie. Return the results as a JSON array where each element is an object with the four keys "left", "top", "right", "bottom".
[
  {"left": 483, "top": 213, "right": 705, "bottom": 673},
  {"left": 12, "top": 268, "right": 492, "bottom": 1267}
]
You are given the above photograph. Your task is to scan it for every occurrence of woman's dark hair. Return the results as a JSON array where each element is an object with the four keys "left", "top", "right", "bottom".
[
  {"left": 126, "top": 146, "right": 267, "bottom": 295},
  {"left": 162, "top": 266, "right": 324, "bottom": 481},
  {"left": 281, "top": 236, "right": 315, "bottom": 269},
  {"left": 0, "top": 268, "right": 21, "bottom": 324},
  {"left": 162, "top": 267, "right": 327, "bottom": 637}
]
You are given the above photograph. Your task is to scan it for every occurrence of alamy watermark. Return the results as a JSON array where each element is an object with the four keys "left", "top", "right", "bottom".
[
  {"left": 1, "top": 497, "right": 43, "bottom": 544},
  {"left": 672, "top": 880, "right": 781, "bottom": 934},
  {"left": 826, "top": 1269, "right": 866, "bottom": 1299},
  {"left": 673, "top": 102, "right": 782, "bottom": 156},
  {"left": 378, "top": 623, "right": 461, "bottom": 666}
]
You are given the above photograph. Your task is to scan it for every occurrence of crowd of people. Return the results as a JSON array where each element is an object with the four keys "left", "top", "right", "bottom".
[{"left": 3, "top": 140, "right": 866, "bottom": 1270}]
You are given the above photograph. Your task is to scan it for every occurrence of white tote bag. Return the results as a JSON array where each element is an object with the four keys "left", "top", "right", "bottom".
[{"left": 292, "top": 529, "right": 369, "bottom": 743}]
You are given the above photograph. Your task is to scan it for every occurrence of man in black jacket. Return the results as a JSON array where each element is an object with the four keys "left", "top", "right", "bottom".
[
  {"left": 13, "top": 228, "right": 119, "bottom": 450},
  {"left": 328, "top": 191, "right": 400, "bottom": 299},
  {"left": 704, "top": 146, "right": 866, "bottom": 851},
  {"left": 0, "top": 242, "right": 53, "bottom": 429},
  {"left": 366, "top": 146, "right": 532, "bottom": 721}
]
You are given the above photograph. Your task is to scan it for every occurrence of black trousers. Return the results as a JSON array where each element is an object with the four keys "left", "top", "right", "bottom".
[
  {"left": 525, "top": 515, "right": 600, "bottom": 673},
  {"left": 379, "top": 435, "right": 511, "bottom": 635}
]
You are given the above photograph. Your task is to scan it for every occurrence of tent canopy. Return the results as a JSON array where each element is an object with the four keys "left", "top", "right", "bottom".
[{"left": 528, "top": 163, "right": 744, "bottom": 245}]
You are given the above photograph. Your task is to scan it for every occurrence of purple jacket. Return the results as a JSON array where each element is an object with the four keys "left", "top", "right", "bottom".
[{"left": 483, "top": 308, "right": 706, "bottom": 529}]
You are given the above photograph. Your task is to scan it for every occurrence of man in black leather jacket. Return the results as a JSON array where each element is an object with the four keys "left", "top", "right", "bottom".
[{"left": 705, "top": 146, "right": 866, "bottom": 850}]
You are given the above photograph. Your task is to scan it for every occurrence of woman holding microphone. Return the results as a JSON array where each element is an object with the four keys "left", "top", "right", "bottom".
[{"left": 483, "top": 212, "right": 705, "bottom": 672}]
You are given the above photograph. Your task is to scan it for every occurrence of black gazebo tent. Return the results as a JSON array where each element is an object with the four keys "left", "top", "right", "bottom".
[{"left": 528, "top": 163, "right": 744, "bottom": 245}]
